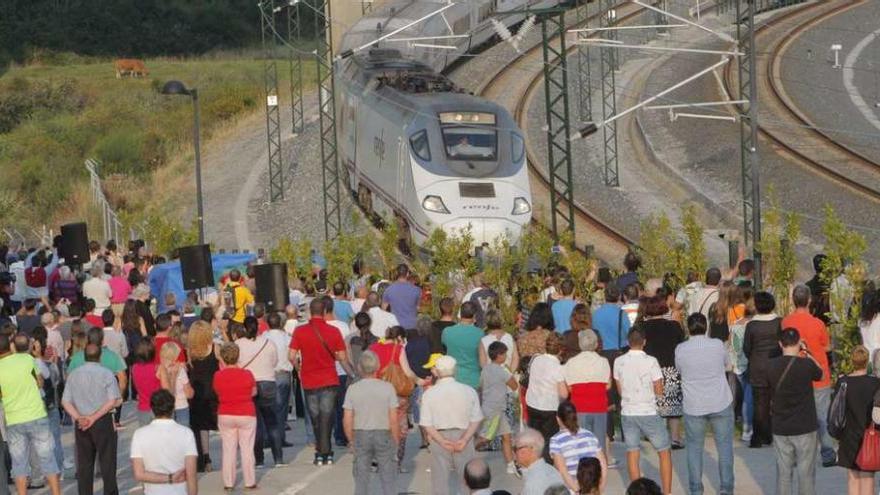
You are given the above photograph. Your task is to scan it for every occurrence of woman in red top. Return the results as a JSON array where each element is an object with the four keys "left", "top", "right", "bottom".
[
  {"left": 213, "top": 343, "right": 258, "bottom": 490},
  {"left": 130, "top": 339, "right": 160, "bottom": 426},
  {"left": 367, "top": 326, "right": 418, "bottom": 472}
]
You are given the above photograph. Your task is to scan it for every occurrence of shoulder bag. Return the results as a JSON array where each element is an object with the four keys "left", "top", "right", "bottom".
[
  {"left": 857, "top": 422, "right": 880, "bottom": 471},
  {"left": 381, "top": 344, "right": 414, "bottom": 397},
  {"left": 770, "top": 356, "right": 797, "bottom": 409},
  {"left": 827, "top": 378, "right": 848, "bottom": 439}
]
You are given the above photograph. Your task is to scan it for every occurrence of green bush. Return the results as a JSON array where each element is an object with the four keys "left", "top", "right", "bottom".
[{"left": 91, "top": 128, "right": 145, "bottom": 176}]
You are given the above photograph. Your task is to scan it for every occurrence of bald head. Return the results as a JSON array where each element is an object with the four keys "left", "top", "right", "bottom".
[{"left": 464, "top": 459, "right": 491, "bottom": 491}]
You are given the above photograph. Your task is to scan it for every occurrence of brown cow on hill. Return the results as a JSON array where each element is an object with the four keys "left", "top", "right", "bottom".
[{"left": 114, "top": 59, "right": 149, "bottom": 78}]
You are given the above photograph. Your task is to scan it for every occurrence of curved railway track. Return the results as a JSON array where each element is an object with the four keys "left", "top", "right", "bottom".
[
  {"left": 468, "top": 2, "right": 648, "bottom": 259},
  {"left": 722, "top": 0, "right": 880, "bottom": 201}
]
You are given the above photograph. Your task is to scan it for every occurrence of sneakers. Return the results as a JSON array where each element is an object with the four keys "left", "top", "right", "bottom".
[
  {"left": 607, "top": 458, "right": 620, "bottom": 469},
  {"left": 323, "top": 455, "right": 334, "bottom": 466},
  {"left": 741, "top": 427, "right": 753, "bottom": 443},
  {"left": 313, "top": 454, "right": 324, "bottom": 466},
  {"left": 63, "top": 458, "right": 75, "bottom": 470}
]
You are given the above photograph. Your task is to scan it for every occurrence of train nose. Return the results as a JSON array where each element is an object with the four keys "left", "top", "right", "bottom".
[{"left": 441, "top": 218, "right": 525, "bottom": 245}]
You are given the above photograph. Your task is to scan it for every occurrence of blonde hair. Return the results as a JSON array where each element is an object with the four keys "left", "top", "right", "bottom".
[
  {"left": 219, "top": 343, "right": 240, "bottom": 365},
  {"left": 188, "top": 320, "right": 214, "bottom": 359},
  {"left": 160, "top": 341, "right": 181, "bottom": 363},
  {"left": 852, "top": 345, "right": 870, "bottom": 371}
]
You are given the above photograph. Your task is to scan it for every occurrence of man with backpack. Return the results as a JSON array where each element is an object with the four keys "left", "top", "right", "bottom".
[{"left": 223, "top": 269, "right": 253, "bottom": 324}]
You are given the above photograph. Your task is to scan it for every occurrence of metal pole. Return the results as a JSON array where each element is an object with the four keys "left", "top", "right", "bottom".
[
  {"left": 287, "top": 3, "right": 304, "bottom": 134},
  {"left": 313, "top": 0, "right": 342, "bottom": 241},
  {"left": 600, "top": 0, "right": 619, "bottom": 187},
  {"left": 737, "top": 0, "right": 762, "bottom": 287},
  {"left": 191, "top": 89, "right": 205, "bottom": 244},
  {"left": 539, "top": 10, "right": 575, "bottom": 240},
  {"left": 576, "top": 0, "right": 592, "bottom": 122},
  {"left": 261, "top": 0, "right": 285, "bottom": 202}
]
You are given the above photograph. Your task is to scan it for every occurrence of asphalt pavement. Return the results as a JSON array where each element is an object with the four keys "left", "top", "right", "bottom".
[{"left": 22, "top": 402, "right": 858, "bottom": 494}]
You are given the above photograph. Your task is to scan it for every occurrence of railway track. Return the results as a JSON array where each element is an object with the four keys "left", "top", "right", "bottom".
[
  {"left": 468, "top": 2, "right": 647, "bottom": 260},
  {"left": 722, "top": 0, "right": 880, "bottom": 201}
]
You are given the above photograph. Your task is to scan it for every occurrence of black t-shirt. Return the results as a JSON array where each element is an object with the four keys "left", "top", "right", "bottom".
[
  {"left": 430, "top": 320, "right": 455, "bottom": 354},
  {"left": 767, "top": 355, "right": 822, "bottom": 436}
]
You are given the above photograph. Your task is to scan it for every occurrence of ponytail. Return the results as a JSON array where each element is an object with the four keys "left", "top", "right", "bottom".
[{"left": 557, "top": 400, "right": 579, "bottom": 435}]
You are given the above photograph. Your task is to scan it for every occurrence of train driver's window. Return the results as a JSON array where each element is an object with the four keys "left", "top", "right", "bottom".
[
  {"left": 410, "top": 130, "right": 431, "bottom": 161},
  {"left": 442, "top": 127, "right": 497, "bottom": 161}
]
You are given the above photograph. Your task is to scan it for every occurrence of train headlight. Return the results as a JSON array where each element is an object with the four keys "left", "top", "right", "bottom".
[
  {"left": 422, "top": 195, "right": 450, "bottom": 214},
  {"left": 512, "top": 197, "right": 531, "bottom": 215}
]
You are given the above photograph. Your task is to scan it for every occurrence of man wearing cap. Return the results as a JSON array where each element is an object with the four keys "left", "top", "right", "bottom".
[{"left": 419, "top": 355, "right": 483, "bottom": 495}]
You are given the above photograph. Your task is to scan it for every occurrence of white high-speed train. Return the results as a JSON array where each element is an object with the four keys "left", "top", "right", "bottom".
[{"left": 335, "top": 0, "right": 554, "bottom": 249}]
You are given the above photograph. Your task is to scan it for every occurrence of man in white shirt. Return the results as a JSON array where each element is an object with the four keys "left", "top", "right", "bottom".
[
  {"left": 130, "top": 389, "right": 198, "bottom": 495},
  {"left": 82, "top": 264, "right": 112, "bottom": 315},
  {"left": 364, "top": 292, "right": 398, "bottom": 340},
  {"left": 264, "top": 312, "right": 293, "bottom": 446},
  {"left": 613, "top": 327, "right": 672, "bottom": 495},
  {"left": 420, "top": 356, "right": 483, "bottom": 495},
  {"left": 322, "top": 297, "right": 353, "bottom": 447},
  {"left": 100, "top": 309, "right": 128, "bottom": 360},
  {"left": 688, "top": 268, "right": 721, "bottom": 320}
]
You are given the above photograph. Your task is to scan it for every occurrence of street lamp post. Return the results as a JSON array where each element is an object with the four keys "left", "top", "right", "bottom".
[{"left": 160, "top": 80, "right": 205, "bottom": 245}]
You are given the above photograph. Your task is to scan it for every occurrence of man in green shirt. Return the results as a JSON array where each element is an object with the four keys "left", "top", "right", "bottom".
[
  {"left": 441, "top": 301, "right": 484, "bottom": 388},
  {"left": 0, "top": 331, "right": 61, "bottom": 495},
  {"left": 67, "top": 327, "right": 127, "bottom": 396}
]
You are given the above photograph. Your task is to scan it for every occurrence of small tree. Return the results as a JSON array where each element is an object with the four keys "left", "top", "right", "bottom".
[
  {"left": 637, "top": 212, "right": 676, "bottom": 281},
  {"left": 269, "top": 237, "right": 312, "bottom": 282},
  {"left": 423, "top": 225, "right": 476, "bottom": 310},
  {"left": 141, "top": 212, "right": 198, "bottom": 258},
  {"left": 758, "top": 191, "right": 801, "bottom": 315},
  {"left": 820, "top": 205, "right": 867, "bottom": 374}
]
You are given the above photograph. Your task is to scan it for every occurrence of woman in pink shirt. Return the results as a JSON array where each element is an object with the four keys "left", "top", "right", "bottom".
[
  {"left": 131, "top": 339, "right": 161, "bottom": 426},
  {"left": 108, "top": 265, "right": 132, "bottom": 318}
]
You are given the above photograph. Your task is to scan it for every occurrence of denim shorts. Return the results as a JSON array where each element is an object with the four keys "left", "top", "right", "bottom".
[
  {"left": 7, "top": 417, "right": 60, "bottom": 477},
  {"left": 621, "top": 414, "right": 671, "bottom": 453}
]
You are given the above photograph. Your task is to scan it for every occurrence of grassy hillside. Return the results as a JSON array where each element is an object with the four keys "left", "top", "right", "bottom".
[{"left": 0, "top": 54, "right": 315, "bottom": 241}]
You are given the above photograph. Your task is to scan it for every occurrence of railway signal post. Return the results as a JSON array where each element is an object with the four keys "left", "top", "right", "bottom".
[{"left": 260, "top": 0, "right": 286, "bottom": 203}]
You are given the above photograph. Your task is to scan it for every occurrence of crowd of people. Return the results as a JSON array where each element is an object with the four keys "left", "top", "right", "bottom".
[{"left": 1, "top": 238, "right": 880, "bottom": 495}]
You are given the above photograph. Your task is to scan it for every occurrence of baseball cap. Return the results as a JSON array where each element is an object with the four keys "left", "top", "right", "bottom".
[{"left": 433, "top": 355, "right": 456, "bottom": 375}]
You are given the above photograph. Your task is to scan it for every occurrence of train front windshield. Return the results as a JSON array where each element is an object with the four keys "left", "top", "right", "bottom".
[{"left": 439, "top": 112, "right": 497, "bottom": 161}]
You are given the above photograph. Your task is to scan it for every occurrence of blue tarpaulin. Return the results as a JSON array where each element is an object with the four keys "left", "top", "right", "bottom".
[{"left": 148, "top": 253, "right": 256, "bottom": 312}]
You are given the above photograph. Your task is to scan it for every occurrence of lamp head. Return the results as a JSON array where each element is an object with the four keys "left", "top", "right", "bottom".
[{"left": 160, "top": 80, "right": 191, "bottom": 96}]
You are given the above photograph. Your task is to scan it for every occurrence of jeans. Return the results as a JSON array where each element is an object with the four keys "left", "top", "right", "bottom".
[
  {"left": 334, "top": 374, "right": 350, "bottom": 445},
  {"left": 305, "top": 385, "right": 340, "bottom": 457},
  {"left": 47, "top": 407, "right": 63, "bottom": 473},
  {"left": 174, "top": 407, "right": 190, "bottom": 428},
  {"left": 74, "top": 414, "right": 118, "bottom": 495},
  {"left": 275, "top": 371, "right": 292, "bottom": 432},
  {"left": 774, "top": 432, "right": 817, "bottom": 495},
  {"left": 0, "top": 436, "right": 8, "bottom": 495},
  {"left": 254, "top": 381, "right": 284, "bottom": 464},
  {"left": 622, "top": 414, "right": 671, "bottom": 453},
  {"left": 578, "top": 412, "right": 608, "bottom": 451},
  {"left": 813, "top": 387, "right": 836, "bottom": 463},
  {"left": 6, "top": 417, "right": 59, "bottom": 478},
  {"left": 683, "top": 404, "right": 735, "bottom": 495},
  {"left": 735, "top": 372, "right": 753, "bottom": 430},
  {"left": 353, "top": 430, "right": 397, "bottom": 495}
]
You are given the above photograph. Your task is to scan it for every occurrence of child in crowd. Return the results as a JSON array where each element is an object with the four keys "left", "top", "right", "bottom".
[
  {"left": 477, "top": 341, "right": 519, "bottom": 475},
  {"left": 158, "top": 341, "right": 194, "bottom": 426}
]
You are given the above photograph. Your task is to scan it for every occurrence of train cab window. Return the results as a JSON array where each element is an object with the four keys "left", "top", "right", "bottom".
[
  {"left": 511, "top": 133, "right": 525, "bottom": 163},
  {"left": 410, "top": 130, "right": 431, "bottom": 161},
  {"left": 439, "top": 112, "right": 497, "bottom": 161}
]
